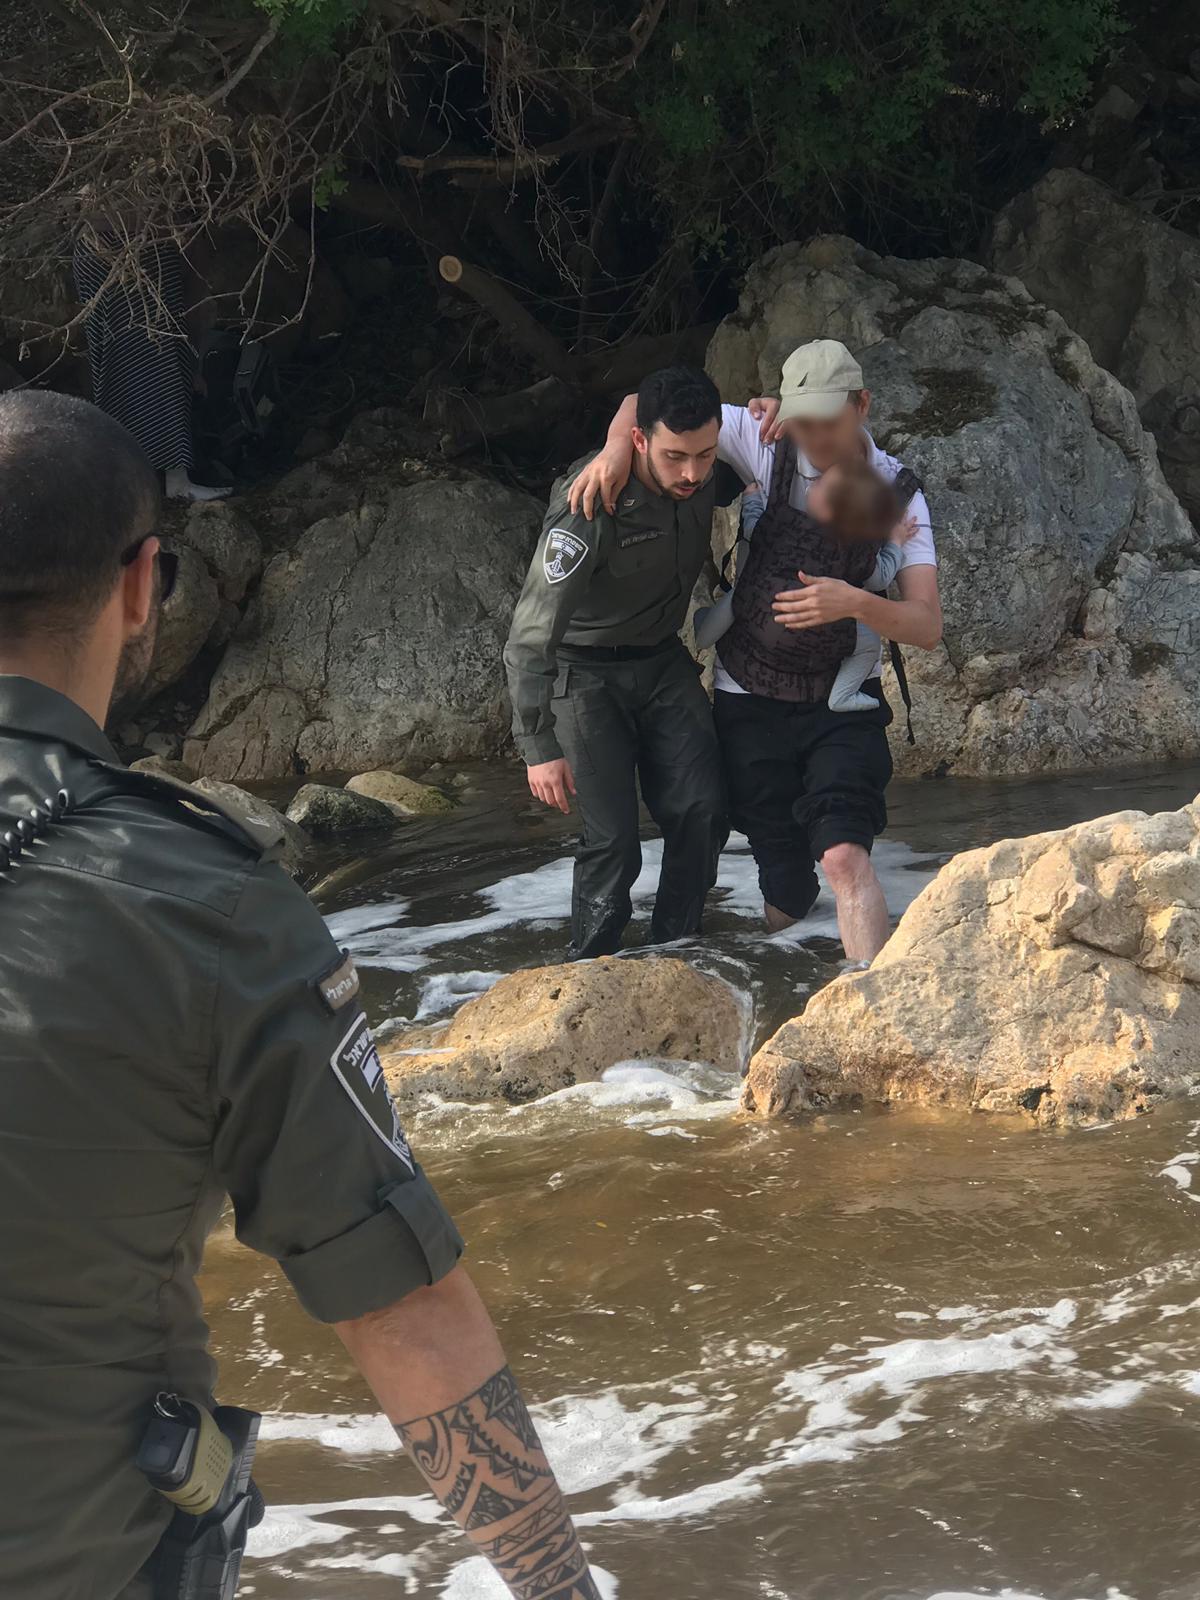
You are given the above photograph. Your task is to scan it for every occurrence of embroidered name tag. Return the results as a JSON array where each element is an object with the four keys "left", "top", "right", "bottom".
[
  {"left": 330, "top": 1012, "right": 415, "bottom": 1172},
  {"left": 617, "top": 528, "right": 665, "bottom": 549},
  {"left": 314, "top": 950, "right": 361, "bottom": 1014},
  {"left": 543, "top": 527, "right": 589, "bottom": 584}
]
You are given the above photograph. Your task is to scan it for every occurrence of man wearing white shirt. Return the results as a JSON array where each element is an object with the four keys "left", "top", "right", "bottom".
[{"left": 569, "top": 339, "right": 942, "bottom": 962}]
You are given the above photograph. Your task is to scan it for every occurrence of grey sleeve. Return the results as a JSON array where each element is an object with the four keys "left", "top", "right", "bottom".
[
  {"left": 693, "top": 590, "right": 735, "bottom": 649},
  {"left": 502, "top": 503, "right": 602, "bottom": 765},
  {"left": 868, "top": 542, "right": 904, "bottom": 592},
  {"left": 211, "top": 861, "right": 463, "bottom": 1322}
]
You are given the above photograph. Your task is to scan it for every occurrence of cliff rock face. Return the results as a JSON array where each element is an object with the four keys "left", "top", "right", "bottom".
[
  {"left": 383, "top": 956, "right": 746, "bottom": 1106},
  {"left": 743, "top": 795, "right": 1200, "bottom": 1128},
  {"left": 184, "top": 414, "right": 541, "bottom": 779},
  {"left": 990, "top": 170, "right": 1200, "bottom": 526},
  {"left": 706, "top": 234, "right": 1200, "bottom": 776}
]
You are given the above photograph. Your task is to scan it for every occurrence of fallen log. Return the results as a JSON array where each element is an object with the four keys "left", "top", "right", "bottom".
[
  {"left": 438, "top": 254, "right": 578, "bottom": 382},
  {"left": 432, "top": 322, "right": 717, "bottom": 454}
]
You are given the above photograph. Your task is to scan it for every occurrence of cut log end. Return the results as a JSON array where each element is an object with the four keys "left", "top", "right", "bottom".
[{"left": 438, "top": 254, "right": 464, "bottom": 284}]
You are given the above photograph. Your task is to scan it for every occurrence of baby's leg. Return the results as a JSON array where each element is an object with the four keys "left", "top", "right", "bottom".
[
  {"left": 693, "top": 589, "right": 735, "bottom": 650},
  {"left": 828, "top": 622, "right": 884, "bottom": 713}
]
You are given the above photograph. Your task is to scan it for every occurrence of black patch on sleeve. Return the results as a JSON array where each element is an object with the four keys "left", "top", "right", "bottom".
[
  {"left": 314, "top": 950, "right": 361, "bottom": 1014},
  {"left": 543, "top": 526, "right": 589, "bottom": 584},
  {"left": 330, "top": 1012, "right": 415, "bottom": 1172}
]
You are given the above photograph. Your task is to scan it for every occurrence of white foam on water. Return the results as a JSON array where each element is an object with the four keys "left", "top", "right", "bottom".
[
  {"left": 259, "top": 1411, "right": 396, "bottom": 1453},
  {"left": 1161, "top": 1163, "right": 1194, "bottom": 1189},
  {"left": 248, "top": 1493, "right": 447, "bottom": 1563},
  {"left": 415, "top": 969, "right": 505, "bottom": 1019},
  {"left": 925, "top": 1592, "right": 1137, "bottom": 1600},
  {"left": 442, "top": 1556, "right": 619, "bottom": 1599},
  {"left": 1057, "top": 1378, "right": 1146, "bottom": 1411},
  {"left": 321, "top": 833, "right": 943, "bottom": 976},
  {"left": 534, "top": 1389, "right": 712, "bottom": 1494}
]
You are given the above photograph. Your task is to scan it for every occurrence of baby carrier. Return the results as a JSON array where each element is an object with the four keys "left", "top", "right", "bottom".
[{"left": 717, "top": 444, "right": 922, "bottom": 737}]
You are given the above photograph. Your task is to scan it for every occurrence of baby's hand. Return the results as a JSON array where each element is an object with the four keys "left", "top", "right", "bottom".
[{"left": 891, "top": 511, "right": 918, "bottom": 546}]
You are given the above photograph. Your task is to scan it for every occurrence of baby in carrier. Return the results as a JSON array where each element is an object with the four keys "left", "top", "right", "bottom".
[{"left": 695, "top": 458, "right": 915, "bottom": 713}]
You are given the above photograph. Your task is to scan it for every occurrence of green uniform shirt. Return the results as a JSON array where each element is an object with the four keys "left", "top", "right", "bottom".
[
  {"left": 0, "top": 677, "right": 463, "bottom": 1600},
  {"left": 503, "top": 454, "right": 716, "bottom": 764}
]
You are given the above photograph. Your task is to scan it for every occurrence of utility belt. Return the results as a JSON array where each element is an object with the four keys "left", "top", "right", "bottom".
[
  {"left": 559, "top": 636, "right": 680, "bottom": 664},
  {"left": 137, "top": 1393, "right": 265, "bottom": 1600}
]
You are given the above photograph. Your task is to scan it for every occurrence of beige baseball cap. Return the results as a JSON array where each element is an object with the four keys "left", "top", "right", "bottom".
[{"left": 776, "top": 339, "right": 864, "bottom": 422}]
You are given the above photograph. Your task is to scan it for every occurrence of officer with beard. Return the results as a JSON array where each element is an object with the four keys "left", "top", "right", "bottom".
[
  {"left": 0, "top": 392, "right": 603, "bottom": 1600},
  {"left": 503, "top": 365, "right": 728, "bottom": 959}
]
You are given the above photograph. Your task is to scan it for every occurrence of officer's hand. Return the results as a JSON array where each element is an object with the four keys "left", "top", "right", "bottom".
[
  {"left": 747, "top": 396, "right": 783, "bottom": 443},
  {"left": 527, "top": 758, "right": 576, "bottom": 814},
  {"left": 568, "top": 448, "right": 629, "bottom": 519}
]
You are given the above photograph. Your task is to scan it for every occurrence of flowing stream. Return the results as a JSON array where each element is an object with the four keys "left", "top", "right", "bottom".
[{"left": 205, "top": 761, "right": 1200, "bottom": 1600}]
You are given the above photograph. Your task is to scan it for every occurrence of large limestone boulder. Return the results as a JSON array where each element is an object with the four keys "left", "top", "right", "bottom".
[
  {"left": 706, "top": 234, "right": 1200, "bottom": 776},
  {"left": 990, "top": 170, "right": 1200, "bottom": 525},
  {"left": 185, "top": 421, "right": 540, "bottom": 780},
  {"left": 345, "top": 769, "right": 453, "bottom": 816},
  {"left": 383, "top": 956, "right": 746, "bottom": 1106},
  {"left": 743, "top": 795, "right": 1200, "bottom": 1129}
]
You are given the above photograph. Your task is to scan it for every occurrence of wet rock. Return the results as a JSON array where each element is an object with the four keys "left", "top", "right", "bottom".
[
  {"left": 186, "top": 454, "right": 539, "bottom": 780},
  {"left": 990, "top": 169, "right": 1200, "bottom": 522},
  {"left": 191, "top": 778, "right": 309, "bottom": 877},
  {"left": 706, "top": 233, "right": 1200, "bottom": 777},
  {"left": 346, "top": 769, "right": 453, "bottom": 817},
  {"left": 743, "top": 793, "right": 1200, "bottom": 1128},
  {"left": 144, "top": 544, "right": 221, "bottom": 700},
  {"left": 286, "top": 782, "right": 394, "bottom": 837},
  {"left": 130, "top": 755, "right": 197, "bottom": 782},
  {"left": 383, "top": 956, "right": 746, "bottom": 1106}
]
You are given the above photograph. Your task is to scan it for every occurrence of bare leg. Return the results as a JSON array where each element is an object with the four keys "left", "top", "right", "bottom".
[{"left": 819, "top": 842, "right": 890, "bottom": 962}]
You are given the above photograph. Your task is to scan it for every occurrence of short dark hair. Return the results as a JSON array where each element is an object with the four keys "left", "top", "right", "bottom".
[
  {"left": 0, "top": 390, "right": 159, "bottom": 638},
  {"left": 636, "top": 365, "right": 721, "bottom": 437}
]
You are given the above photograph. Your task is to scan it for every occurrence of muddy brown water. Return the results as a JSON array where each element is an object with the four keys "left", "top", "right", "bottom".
[{"left": 205, "top": 762, "right": 1200, "bottom": 1600}]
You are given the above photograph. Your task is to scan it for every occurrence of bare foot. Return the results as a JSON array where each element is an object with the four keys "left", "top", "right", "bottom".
[
  {"left": 165, "top": 467, "right": 232, "bottom": 502},
  {"left": 764, "top": 901, "right": 798, "bottom": 934}
]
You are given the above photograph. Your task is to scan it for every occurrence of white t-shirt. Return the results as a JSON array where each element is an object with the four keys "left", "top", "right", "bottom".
[{"left": 712, "top": 404, "right": 937, "bottom": 695}]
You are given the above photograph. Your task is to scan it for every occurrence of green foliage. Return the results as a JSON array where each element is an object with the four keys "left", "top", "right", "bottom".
[
  {"left": 634, "top": 0, "right": 1121, "bottom": 253},
  {"left": 255, "top": 0, "right": 365, "bottom": 53}
]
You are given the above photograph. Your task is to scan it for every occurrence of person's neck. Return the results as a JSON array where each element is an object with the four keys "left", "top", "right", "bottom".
[
  {"left": 632, "top": 453, "right": 661, "bottom": 497},
  {"left": 0, "top": 645, "right": 113, "bottom": 731}
]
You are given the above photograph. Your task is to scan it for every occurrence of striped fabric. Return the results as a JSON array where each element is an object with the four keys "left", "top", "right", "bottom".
[{"left": 72, "top": 235, "right": 195, "bottom": 472}]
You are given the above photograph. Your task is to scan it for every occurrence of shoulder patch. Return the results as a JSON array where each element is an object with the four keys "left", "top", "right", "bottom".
[
  {"left": 331, "top": 1012, "right": 415, "bottom": 1172},
  {"left": 543, "top": 527, "right": 589, "bottom": 585},
  {"left": 314, "top": 949, "right": 361, "bottom": 1014}
]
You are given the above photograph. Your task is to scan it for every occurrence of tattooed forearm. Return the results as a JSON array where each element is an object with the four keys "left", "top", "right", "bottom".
[{"left": 397, "top": 1365, "right": 601, "bottom": 1600}]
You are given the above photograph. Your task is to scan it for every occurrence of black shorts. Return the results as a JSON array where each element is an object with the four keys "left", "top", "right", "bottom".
[{"left": 713, "top": 681, "right": 893, "bottom": 919}]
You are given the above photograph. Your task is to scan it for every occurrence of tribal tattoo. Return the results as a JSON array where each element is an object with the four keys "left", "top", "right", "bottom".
[{"left": 397, "top": 1365, "right": 601, "bottom": 1600}]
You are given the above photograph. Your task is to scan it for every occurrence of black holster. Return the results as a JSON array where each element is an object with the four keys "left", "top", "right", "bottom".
[{"left": 153, "top": 1408, "right": 264, "bottom": 1600}]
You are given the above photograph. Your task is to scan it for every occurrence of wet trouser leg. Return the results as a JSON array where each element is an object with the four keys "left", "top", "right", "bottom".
[
  {"left": 713, "top": 682, "right": 893, "bottom": 921},
  {"left": 636, "top": 646, "right": 728, "bottom": 944},
  {"left": 552, "top": 661, "right": 641, "bottom": 958},
  {"left": 713, "top": 689, "right": 820, "bottom": 919}
]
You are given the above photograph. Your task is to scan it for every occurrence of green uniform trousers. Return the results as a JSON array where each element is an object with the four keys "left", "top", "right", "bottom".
[{"left": 551, "top": 639, "right": 727, "bottom": 958}]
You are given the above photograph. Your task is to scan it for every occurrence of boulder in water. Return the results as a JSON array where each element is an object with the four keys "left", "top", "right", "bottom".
[
  {"left": 742, "top": 793, "right": 1200, "bottom": 1128},
  {"left": 382, "top": 956, "right": 746, "bottom": 1106},
  {"left": 345, "top": 769, "right": 453, "bottom": 817},
  {"left": 286, "top": 782, "right": 395, "bottom": 836}
]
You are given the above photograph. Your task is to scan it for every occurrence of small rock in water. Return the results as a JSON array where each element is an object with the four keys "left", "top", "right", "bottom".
[
  {"left": 131, "top": 754, "right": 198, "bottom": 783},
  {"left": 193, "top": 777, "right": 310, "bottom": 877},
  {"left": 286, "top": 782, "right": 395, "bottom": 838},
  {"left": 346, "top": 769, "right": 453, "bottom": 817}
]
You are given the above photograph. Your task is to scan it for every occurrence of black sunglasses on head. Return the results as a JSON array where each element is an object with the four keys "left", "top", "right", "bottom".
[{"left": 121, "top": 536, "right": 178, "bottom": 604}]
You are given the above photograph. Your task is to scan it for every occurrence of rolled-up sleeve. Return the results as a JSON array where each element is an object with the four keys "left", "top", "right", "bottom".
[{"left": 211, "top": 862, "right": 463, "bottom": 1322}]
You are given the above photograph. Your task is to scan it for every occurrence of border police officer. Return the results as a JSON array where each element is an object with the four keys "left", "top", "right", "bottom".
[
  {"left": 0, "top": 392, "right": 601, "bottom": 1600},
  {"left": 503, "top": 366, "right": 728, "bottom": 958}
]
